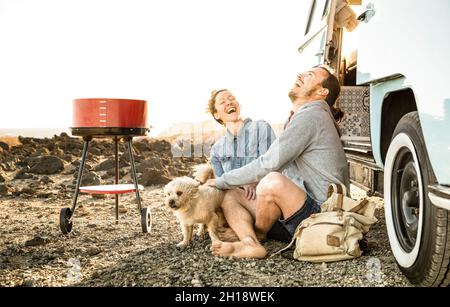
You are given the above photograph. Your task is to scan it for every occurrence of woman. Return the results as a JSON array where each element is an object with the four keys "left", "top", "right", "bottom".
[{"left": 207, "top": 89, "right": 276, "bottom": 200}]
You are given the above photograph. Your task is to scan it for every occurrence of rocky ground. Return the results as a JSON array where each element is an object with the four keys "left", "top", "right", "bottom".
[{"left": 0, "top": 134, "right": 411, "bottom": 287}]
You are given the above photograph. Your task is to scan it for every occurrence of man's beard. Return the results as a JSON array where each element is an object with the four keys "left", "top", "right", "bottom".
[
  {"left": 289, "top": 86, "right": 319, "bottom": 102},
  {"left": 288, "top": 89, "right": 296, "bottom": 101}
]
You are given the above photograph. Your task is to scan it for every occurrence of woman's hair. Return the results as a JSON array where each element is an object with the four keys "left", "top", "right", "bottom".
[
  {"left": 315, "top": 65, "right": 344, "bottom": 122},
  {"left": 207, "top": 89, "right": 228, "bottom": 125}
]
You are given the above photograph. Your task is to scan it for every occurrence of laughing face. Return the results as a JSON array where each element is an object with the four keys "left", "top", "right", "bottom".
[
  {"left": 213, "top": 90, "right": 241, "bottom": 123},
  {"left": 288, "top": 67, "right": 329, "bottom": 102}
]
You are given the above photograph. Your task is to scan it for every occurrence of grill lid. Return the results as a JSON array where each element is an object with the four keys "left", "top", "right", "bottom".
[{"left": 71, "top": 98, "right": 148, "bottom": 136}]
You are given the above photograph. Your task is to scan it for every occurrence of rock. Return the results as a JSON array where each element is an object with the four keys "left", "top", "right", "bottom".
[
  {"left": 23, "top": 157, "right": 40, "bottom": 168},
  {"left": 119, "top": 151, "right": 130, "bottom": 161},
  {"left": 148, "top": 139, "right": 172, "bottom": 154},
  {"left": 37, "top": 191, "right": 53, "bottom": 198},
  {"left": 0, "top": 184, "right": 11, "bottom": 196},
  {"left": 80, "top": 171, "right": 102, "bottom": 186},
  {"left": 28, "top": 156, "right": 65, "bottom": 175},
  {"left": 40, "top": 176, "right": 54, "bottom": 185},
  {"left": 320, "top": 262, "right": 328, "bottom": 271},
  {"left": 25, "top": 236, "right": 49, "bottom": 247},
  {"left": 86, "top": 246, "right": 102, "bottom": 256},
  {"left": 0, "top": 169, "right": 6, "bottom": 182},
  {"left": 59, "top": 137, "right": 83, "bottom": 154},
  {"left": 21, "top": 280, "right": 34, "bottom": 287},
  {"left": 30, "top": 147, "right": 50, "bottom": 157},
  {"left": 60, "top": 154, "right": 74, "bottom": 163},
  {"left": 140, "top": 168, "right": 171, "bottom": 186},
  {"left": 20, "top": 187, "right": 36, "bottom": 195},
  {"left": 89, "top": 146, "right": 102, "bottom": 156},
  {"left": 1, "top": 161, "right": 15, "bottom": 172},
  {"left": 72, "top": 161, "right": 93, "bottom": 172},
  {"left": 52, "top": 147, "right": 64, "bottom": 156},
  {"left": 14, "top": 169, "right": 34, "bottom": 180},
  {"left": 0, "top": 141, "right": 10, "bottom": 151},
  {"left": 95, "top": 159, "right": 116, "bottom": 172},
  {"left": 62, "top": 164, "right": 76, "bottom": 175},
  {"left": 132, "top": 139, "right": 151, "bottom": 153},
  {"left": 121, "top": 156, "right": 133, "bottom": 167},
  {"left": 17, "top": 136, "right": 32, "bottom": 145},
  {"left": 136, "top": 159, "right": 164, "bottom": 173},
  {"left": 86, "top": 153, "right": 99, "bottom": 163},
  {"left": 106, "top": 168, "right": 127, "bottom": 177}
]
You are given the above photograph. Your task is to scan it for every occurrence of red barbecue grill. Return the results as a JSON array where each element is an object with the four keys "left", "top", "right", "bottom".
[{"left": 59, "top": 98, "right": 152, "bottom": 234}]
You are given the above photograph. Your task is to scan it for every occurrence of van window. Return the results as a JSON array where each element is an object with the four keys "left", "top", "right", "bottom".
[{"left": 305, "top": 0, "right": 330, "bottom": 35}]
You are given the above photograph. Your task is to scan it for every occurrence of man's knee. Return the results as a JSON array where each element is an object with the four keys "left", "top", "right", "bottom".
[{"left": 256, "top": 172, "right": 284, "bottom": 198}]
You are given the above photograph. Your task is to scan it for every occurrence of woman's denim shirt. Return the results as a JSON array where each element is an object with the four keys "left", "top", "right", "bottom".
[{"left": 210, "top": 118, "right": 276, "bottom": 178}]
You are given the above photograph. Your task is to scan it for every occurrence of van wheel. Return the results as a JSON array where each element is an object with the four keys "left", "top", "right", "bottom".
[{"left": 384, "top": 111, "right": 450, "bottom": 286}]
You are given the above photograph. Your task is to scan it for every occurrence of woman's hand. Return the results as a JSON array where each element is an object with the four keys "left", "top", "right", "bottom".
[{"left": 242, "top": 183, "right": 257, "bottom": 200}]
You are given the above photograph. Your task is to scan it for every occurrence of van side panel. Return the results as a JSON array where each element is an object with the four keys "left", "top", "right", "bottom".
[{"left": 358, "top": 0, "right": 450, "bottom": 184}]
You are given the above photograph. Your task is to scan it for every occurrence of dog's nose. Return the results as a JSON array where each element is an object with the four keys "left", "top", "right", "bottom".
[{"left": 169, "top": 199, "right": 176, "bottom": 208}]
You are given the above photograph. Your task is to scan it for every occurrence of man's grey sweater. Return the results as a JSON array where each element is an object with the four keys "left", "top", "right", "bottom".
[{"left": 215, "top": 100, "right": 349, "bottom": 203}]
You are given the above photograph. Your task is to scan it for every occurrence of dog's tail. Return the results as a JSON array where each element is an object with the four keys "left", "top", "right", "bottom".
[{"left": 192, "top": 163, "right": 214, "bottom": 184}]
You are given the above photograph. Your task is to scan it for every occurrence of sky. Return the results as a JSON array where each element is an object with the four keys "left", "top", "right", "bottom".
[{"left": 0, "top": 0, "right": 312, "bottom": 136}]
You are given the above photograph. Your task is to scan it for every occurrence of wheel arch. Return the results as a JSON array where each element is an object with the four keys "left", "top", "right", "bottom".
[{"left": 380, "top": 88, "right": 418, "bottom": 163}]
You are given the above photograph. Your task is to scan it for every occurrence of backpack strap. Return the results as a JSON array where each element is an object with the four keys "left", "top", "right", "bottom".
[
  {"left": 270, "top": 221, "right": 304, "bottom": 258},
  {"left": 348, "top": 199, "right": 369, "bottom": 213},
  {"left": 328, "top": 183, "right": 347, "bottom": 197},
  {"left": 327, "top": 183, "right": 345, "bottom": 211}
]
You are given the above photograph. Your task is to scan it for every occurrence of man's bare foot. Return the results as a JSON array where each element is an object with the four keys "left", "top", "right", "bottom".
[
  {"left": 210, "top": 236, "right": 267, "bottom": 259},
  {"left": 218, "top": 228, "right": 266, "bottom": 243},
  {"left": 218, "top": 227, "right": 239, "bottom": 242}
]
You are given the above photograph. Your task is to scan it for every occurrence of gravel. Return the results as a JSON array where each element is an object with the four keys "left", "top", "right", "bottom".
[{"left": 0, "top": 182, "right": 411, "bottom": 287}]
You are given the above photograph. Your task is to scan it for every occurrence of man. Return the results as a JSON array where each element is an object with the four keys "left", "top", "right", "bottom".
[{"left": 206, "top": 65, "right": 349, "bottom": 259}]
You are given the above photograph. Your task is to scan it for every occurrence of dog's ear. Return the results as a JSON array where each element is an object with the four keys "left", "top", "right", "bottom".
[{"left": 182, "top": 180, "right": 200, "bottom": 198}]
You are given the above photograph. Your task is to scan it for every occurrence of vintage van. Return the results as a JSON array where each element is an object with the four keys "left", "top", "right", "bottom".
[{"left": 298, "top": 0, "right": 450, "bottom": 286}]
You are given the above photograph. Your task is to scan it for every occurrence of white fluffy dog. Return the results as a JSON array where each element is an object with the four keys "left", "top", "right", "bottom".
[{"left": 163, "top": 164, "right": 227, "bottom": 247}]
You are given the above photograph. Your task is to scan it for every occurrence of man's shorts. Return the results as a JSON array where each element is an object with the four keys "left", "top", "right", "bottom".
[{"left": 266, "top": 195, "right": 321, "bottom": 243}]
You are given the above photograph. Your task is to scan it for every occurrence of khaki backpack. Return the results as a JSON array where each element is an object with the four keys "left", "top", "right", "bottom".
[{"left": 272, "top": 183, "right": 378, "bottom": 263}]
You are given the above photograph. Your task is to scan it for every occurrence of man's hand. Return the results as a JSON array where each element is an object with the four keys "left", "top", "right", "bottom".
[
  {"left": 205, "top": 179, "right": 217, "bottom": 187},
  {"left": 242, "top": 183, "right": 257, "bottom": 200}
]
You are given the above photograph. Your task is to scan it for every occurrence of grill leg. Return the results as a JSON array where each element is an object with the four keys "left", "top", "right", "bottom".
[
  {"left": 127, "top": 138, "right": 142, "bottom": 211},
  {"left": 70, "top": 138, "right": 91, "bottom": 215},
  {"left": 115, "top": 137, "right": 119, "bottom": 224}
]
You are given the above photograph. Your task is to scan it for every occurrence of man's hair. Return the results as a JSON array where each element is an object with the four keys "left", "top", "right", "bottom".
[
  {"left": 207, "top": 89, "right": 227, "bottom": 125},
  {"left": 315, "top": 65, "right": 344, "bottom": 122}
]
